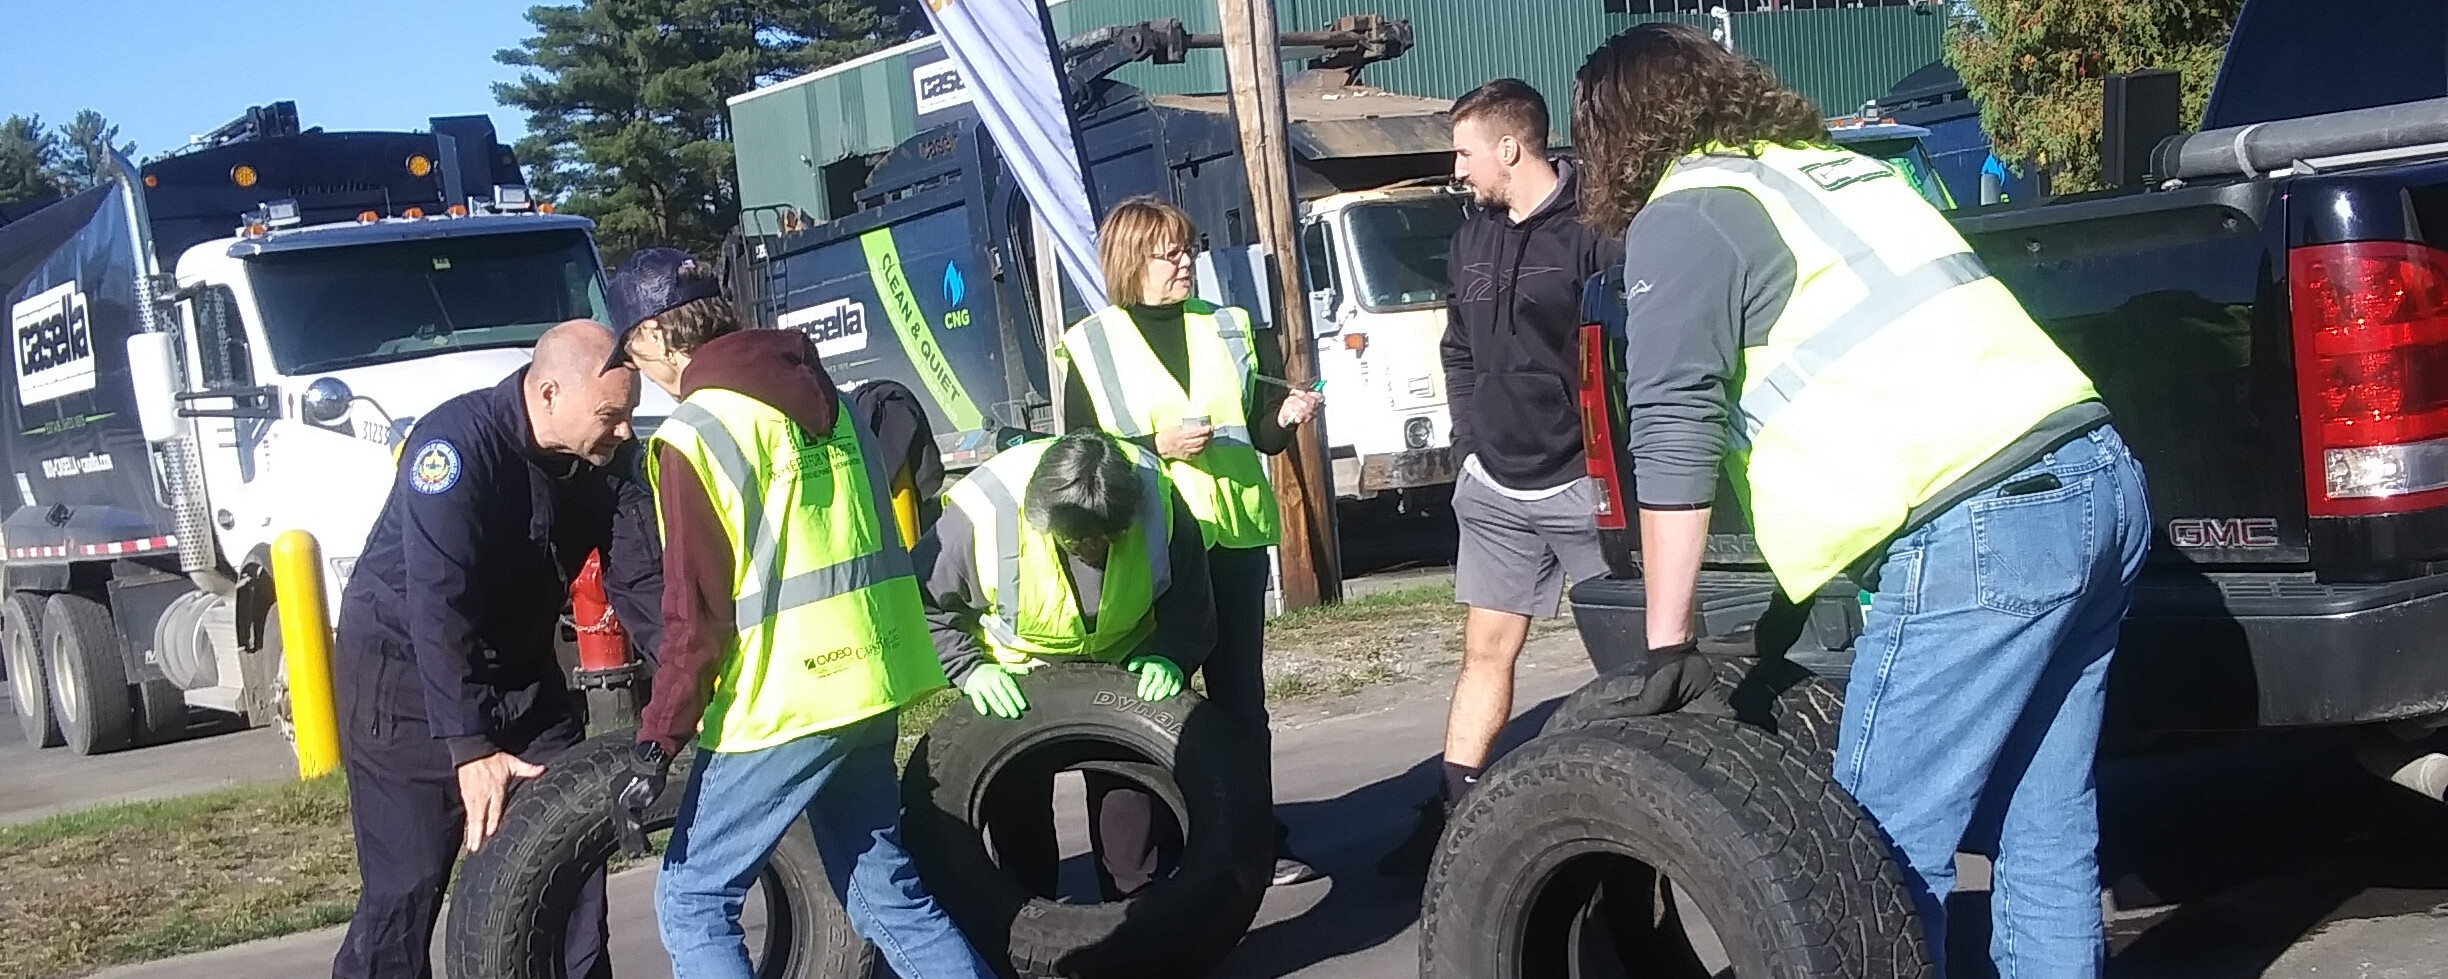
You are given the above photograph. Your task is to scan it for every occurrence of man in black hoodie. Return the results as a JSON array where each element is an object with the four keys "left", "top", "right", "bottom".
[{"left": 1382, "top": 79, "right": 1616, "bottom": 876}]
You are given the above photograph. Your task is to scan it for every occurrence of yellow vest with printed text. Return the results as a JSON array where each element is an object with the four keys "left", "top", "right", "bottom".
[
  {"left": 1056, "top": 300, "right": 1280, "bottom": 549},
  {"left": 1646, "top": 142, "right": 2100, "bottom": 597},
  {"left": 942, "top": 439, "right": 1175, "bottom": 667},
  {"left": 648, "top": 389, "right": 947, "bottom": 752}
]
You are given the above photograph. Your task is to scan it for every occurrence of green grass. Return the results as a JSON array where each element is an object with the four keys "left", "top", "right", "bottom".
[
  {"left": 0, "top": 776, "right": 358, "bottom": 979},
  {"left": 1268, "top": 583, "right": 1455, "bottom": 632}
]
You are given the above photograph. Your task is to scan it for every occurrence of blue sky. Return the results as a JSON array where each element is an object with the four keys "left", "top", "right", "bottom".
[{"left": 5, "top": 0, "right": 544, "bottom": 159}]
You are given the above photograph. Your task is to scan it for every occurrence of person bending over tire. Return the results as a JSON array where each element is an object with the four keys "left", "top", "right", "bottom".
[
  {"left": 1572, "top": 24, "right": 2149, "bottom": 977},
  {"left": 915, "top": 430, "right": 1215, "bottom": 901},
  {"left": 328, "top": 319, "right": 662, "bottom": 979},
  {"left": 1059, "top": 197, "right": 1326, "bottom": 887},
  {"left": 610, "top": 248, "right": 995, "bottom": 979}
]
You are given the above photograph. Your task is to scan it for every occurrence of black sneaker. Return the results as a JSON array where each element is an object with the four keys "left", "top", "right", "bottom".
[
  {"left": 1375, "top": 793, "right": 1450, "bottom": 878},
  {"left": 1270, "top": 820, "right": 1324, "bottom": 885}
]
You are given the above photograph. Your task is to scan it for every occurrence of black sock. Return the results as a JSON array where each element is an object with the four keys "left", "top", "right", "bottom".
[{"left": 1440, "top": 761, "right": 1482, "bottom": 804}]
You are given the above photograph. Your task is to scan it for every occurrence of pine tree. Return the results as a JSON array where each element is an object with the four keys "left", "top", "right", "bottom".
[
  {"left": 494, "top": 0, "right": 924, "bottom": 261},
  {"left": 56, "top": 110, "right": 139, "bottom": 192},
  {"left": 0, "top": 114, "right": 65, "bottom": 205},
  {"left": 1948, "top": 0, "right": 2244, "bottom": 193}
]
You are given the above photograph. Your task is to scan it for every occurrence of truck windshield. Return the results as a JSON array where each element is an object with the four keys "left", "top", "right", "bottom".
[
  {"left": 246, "top": 229, "right": 604, "bottom": 374},
  {"left": 1343, "top": 197, "right": 1465, "bottom": 312}
]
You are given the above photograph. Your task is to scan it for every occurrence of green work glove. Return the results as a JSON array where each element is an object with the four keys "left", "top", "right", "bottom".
[
  {"left": 961, "top": 664, "right": 1029, "bottom": 719},
  {"left": 1125, "top": 655, "right": 1186, "bottom": 701}
]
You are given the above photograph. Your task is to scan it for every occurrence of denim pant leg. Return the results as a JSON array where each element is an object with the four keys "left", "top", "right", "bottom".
[
  {"left": 1987, "top": 431, "right": 2149, "bottom": 978},
  {"left": 1836, "top": 426, "right": 2146, "bottom": 978},
  {"left": 656, "top": 734, "right": 837, "bottom": 979},
  {"left": 801, "top": 712, "right": 998, "bottom": 979}
]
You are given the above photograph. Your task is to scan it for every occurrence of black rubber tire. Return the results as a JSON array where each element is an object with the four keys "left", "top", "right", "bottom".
[
  {"left": 5, "top": 591, "right": 61, "bottom": 748},
  {"left": 444, "top": 732, "right": 872, "bottom": 979},
  {"left": 45, "top": 593, "right": 137, "bottom": 755},
  {"left": 902, "top": 661, "right": 1272, "bottom": 979},
  {"left": 1421, "top": 713, "right": 1931, "bottom": 979},
  {"left": 1545, "top": 655, "right": 1847, "bottom": 771}
]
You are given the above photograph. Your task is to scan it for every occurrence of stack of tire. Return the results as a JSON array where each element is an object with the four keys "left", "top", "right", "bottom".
[
  {"left": 447, "top": 662, "right": 1272, "bottom": 979},
  {"left": 1419, "top": 654, "right": 1934, "bottom": 978}
]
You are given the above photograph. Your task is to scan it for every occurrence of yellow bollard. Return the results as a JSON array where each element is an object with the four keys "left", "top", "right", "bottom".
[
  {"left": 271, "top": 530, "right": 344, "bottom": 779},
  {"left": 891, "top": 466, "right": 921, "bottom": 549}
]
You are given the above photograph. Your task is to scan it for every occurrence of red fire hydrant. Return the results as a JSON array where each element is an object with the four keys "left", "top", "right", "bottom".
[{"left": 570, "top": 550, "right": 643, "bottom": 729}]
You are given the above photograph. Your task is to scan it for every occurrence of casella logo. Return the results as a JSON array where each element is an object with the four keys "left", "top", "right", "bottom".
[
  {"left": 778, "top": 298, "right": 871, "bottom": 359},
  {"left": 942, "top": 262, "right": 971, "bottom": 329},
  {"left": 913, "top": 60, "right": 973, "bottom": 116},
  {"left": 11, "top": 281, "right": 97, "bottom": 406}
]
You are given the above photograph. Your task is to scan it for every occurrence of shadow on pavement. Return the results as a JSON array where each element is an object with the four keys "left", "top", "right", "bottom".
[
  {"left": 2100, "top": 734, "right": 2448, "bottom": 979},
  {"left": 1211, "top": 696, "right": 1568, "bottom": 978},
  {"left": 1937, "top": 733, "right": 2448, "bottom": 979}
]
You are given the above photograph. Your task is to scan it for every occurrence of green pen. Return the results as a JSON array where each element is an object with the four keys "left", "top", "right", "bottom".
[{"left": 1253, "top": 374, "right": 1326, "bottom": 392}]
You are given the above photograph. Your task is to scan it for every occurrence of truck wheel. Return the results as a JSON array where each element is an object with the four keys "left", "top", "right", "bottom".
[
  {"left": 5, "top": 592, "right": 62, "bottom": 748},
  {"left": 445, "top": 732, "right": 870, "bottom": 979},
  {"left": 1545, "top": 655, "right": 1846, "bottom": 771},
  {"left": 1421, "top": 714, "right": 1930, "bottom": 979},
  {"left": 902, "top": 662, "right": 1272, "bottom": 979},
  {"left": 45, "top": 593, "right": 138, "bottom": 755}
]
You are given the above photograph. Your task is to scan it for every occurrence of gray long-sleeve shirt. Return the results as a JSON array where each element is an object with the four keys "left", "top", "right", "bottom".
[
  {"left": 1619, "top": 184, "right": 2108, "bottom": 527},
  {"left": 913, "top": 494, "right": 1216, "bottom": 684},
  {"left": 1618, "top": 188, "right": 1794, "bottom": 509}
]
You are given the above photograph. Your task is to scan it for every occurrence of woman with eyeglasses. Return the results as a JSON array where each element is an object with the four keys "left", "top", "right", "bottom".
[{"left": 1057, "top": 195, "right": 1327, "bottom": 887}]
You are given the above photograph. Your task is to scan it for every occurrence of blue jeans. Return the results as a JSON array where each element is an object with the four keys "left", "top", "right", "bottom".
[
  {"left": 1837, "top": 425, "right": 2149, "bottom": 979},
  {"left": 655, "top": 711, "right": 995, "bottom": 979}
]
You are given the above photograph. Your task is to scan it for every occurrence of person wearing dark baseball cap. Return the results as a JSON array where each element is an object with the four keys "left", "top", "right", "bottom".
[
  {"left": 600, "top": 247, "right": 727, "bottom": 373},
  {"left": 603, "top": 248, "right": 995, "bottom": 978}
]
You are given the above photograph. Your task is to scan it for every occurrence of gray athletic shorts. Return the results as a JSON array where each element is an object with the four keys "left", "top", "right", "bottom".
[{"left": 1452, "top": 472, "right": 1612, "bottom": 618}]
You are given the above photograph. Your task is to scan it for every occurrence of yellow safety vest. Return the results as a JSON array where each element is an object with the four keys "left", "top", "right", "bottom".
[
  {"left": 1057, "top": 300, "right": 1280, "bottom": 549},
  {"left": 1646, "top": 142, "right": 2100, "bottom": 598},
  {"left": 649, "top": 389, "right": 947, "bottom": 752},
  {"left": 942, "top": 439, "right": 1175, "bottom": 667}
]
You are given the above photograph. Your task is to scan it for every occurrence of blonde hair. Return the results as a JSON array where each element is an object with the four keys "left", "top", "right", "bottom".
[{"left": 1097, "top": 196, "right": 1197, "bottom": 308}]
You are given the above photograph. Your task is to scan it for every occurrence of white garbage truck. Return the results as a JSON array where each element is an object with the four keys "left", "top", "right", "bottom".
[{"left": 0, "top": 103, "right": 648, "bottom": 757}]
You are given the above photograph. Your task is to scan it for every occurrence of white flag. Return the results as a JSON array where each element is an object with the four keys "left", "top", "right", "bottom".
[{"left": 920, "top": 0, "right": 1109, "bottom": 308}]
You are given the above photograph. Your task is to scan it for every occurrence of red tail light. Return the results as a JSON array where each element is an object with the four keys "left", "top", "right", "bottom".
[
  {"left": 2291, "top": 240, "right": 2448, "bottom": 516},
  {"left": 1578, "top": 323, "right": 1629, "bottom": 530}
]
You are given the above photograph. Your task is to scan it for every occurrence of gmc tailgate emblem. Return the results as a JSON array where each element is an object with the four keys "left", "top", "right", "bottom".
[{"left": 2167, "top": 517, "right": 2281, "bottom": 549}]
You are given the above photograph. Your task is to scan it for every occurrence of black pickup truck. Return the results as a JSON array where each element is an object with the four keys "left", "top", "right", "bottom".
[{"left": 1570, "top": 0, "right": 2448, "bottom": 753}]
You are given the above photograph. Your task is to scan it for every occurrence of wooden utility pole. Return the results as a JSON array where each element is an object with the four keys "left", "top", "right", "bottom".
[{"left": 1214, "top": 0, "right": 1342, "bottom": 608}]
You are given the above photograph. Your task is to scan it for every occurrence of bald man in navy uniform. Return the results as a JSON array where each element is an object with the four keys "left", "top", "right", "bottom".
[{"left": 329, "top": 320, "right": 663, "bottom": 979}]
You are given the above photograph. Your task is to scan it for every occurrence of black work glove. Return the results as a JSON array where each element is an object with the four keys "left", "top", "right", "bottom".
[
  {"left": 613, "top": 740, "right": 672, "bottom": 858},
  {"left": 1626, "top": 641, "right": 1722, "bottom": 717}
]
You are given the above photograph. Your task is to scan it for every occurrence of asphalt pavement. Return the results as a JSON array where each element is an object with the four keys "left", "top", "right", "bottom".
[{"left": 0, "top": 683, "right": 297, "bottom": 826}]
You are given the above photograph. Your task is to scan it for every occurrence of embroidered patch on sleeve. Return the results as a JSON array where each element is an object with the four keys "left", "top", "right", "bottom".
[{"left": 409, "top": 439, "right": 463, "bottom": 495}]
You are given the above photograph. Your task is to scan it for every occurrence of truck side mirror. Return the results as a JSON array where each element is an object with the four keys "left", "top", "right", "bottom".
[
  {"left": 1308, "top": 288, "right": 1340, "bottom": 334},
  {"left": 126, "top": 333, "right": 182, "bottom": 443}
]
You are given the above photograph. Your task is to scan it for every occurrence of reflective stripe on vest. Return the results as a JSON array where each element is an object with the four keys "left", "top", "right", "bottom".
[
  {"left": 1666, "top": 156, "right": 1994, "bottom": 438},
  {"left": 944, "top": 439, "right": 1174, "bottom": 664},
  {"left": 663, "top": 401, "right": 915, "bottom": 634},
  {"left": 649, "top": 390, "right": 946, "bottom": 752},
  {"left": 1056, "top": 302, "right": 1281, "bottom": 549},
  {"left": 1647, "top": 143, "right": 2100, "bottom": 598}
]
